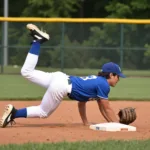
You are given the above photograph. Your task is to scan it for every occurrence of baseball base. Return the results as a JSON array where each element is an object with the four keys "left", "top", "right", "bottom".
[{"left": 89, "top": 122, "right": 136, "bottom": 132}]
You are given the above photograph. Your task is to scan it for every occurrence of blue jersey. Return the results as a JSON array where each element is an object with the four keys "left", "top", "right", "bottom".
[{"left": 69, "top": 75, "right": 110, "bottom": 102}]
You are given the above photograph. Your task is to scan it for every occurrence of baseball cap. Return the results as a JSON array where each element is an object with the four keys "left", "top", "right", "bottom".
[{"left": 101, "top": 62, "right": 126, "bottom": 78}]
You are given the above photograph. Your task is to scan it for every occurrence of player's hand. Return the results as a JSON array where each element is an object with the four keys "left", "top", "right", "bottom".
[
  {"left": 83, "top": 122, "right": 95, "bottom": 126},
  {"left": 83, "top": 121, "right": 90, "bottom": 126}
]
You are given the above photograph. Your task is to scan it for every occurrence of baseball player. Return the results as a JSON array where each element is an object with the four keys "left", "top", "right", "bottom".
[{"left": 0, "top": 24, "right": 126, "bottom": 128}]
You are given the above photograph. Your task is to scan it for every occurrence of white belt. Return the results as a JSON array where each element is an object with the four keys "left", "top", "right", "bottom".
[
  {"left": 67, "top": 84, "right": 72, "bottom": 94},
  {"left": 67, "top": 77, "right": 72, "bottom": 94}
]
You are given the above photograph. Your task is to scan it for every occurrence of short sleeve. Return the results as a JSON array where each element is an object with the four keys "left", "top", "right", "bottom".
[{"left": 97, "top": 82, "right": 110, "bottom": 99}]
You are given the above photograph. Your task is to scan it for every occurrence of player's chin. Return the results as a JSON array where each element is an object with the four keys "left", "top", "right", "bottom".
[{"left": 111, "top": 83, "right": 117, "bottom": 87}]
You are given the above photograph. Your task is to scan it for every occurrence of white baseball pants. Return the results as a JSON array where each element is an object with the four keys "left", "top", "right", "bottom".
[{"left": 21, "top": 53, "right": 72, "bottom": 118}]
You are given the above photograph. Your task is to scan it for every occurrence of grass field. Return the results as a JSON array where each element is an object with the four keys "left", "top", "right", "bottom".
[
  {"left": 0, "top": 140, "right": 150, "bottom": 150},
  {"left": 2, "top": 65, "right": 150, "bottom": 76},
  {"left": 0, "top": 74, "right": 149, "bottom": 100}
]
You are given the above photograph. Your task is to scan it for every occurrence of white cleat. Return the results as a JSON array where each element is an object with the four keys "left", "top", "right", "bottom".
[
  {"left": 26, "top": 23, "right": 50, "bottom": 43},
  {"left": 0, "top": 104, "right": 16, "bottom": 128}
]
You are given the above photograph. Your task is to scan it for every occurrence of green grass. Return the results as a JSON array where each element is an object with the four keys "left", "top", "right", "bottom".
[
  {"left": 2, "top": 66, "right": 150, "bottom": 76},
  {"left": 0, "top": 75, "right": 149, "bottom": 100},
  {"left": 0, "top": 75, "right": 45, "bottom": 100},
  {"left": 0, "top": 140, "right": 150, "bottom": 150},
  {"left": 109, "top": 77, "right": 150, "bottom": 100}
]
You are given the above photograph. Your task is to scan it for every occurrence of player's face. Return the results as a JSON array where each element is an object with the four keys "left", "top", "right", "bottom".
[{"left": 109, "top": 73, "right": 120, "bottom": 87}]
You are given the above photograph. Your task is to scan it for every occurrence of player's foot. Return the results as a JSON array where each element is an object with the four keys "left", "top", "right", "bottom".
[
  {"left": 0, "top": 104, "right": 16, "bottom": 128},
  {"left": 26, "top": 23, "right": 50, "bottom": 44}
]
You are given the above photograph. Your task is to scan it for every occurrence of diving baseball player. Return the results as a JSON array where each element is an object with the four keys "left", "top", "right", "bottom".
[{"left": 0, "top": 24, "right": 126, "bottom": 128}]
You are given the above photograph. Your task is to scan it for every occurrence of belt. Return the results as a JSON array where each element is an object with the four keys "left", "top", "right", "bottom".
[
  {"left": 67, "top": 77, "right": 72, "bottom": 98},
  {"left": 68, "top": 78, "right": 72, "bottom": 85}
]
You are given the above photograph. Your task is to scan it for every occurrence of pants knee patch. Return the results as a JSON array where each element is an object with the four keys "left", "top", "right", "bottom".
[
  {"left": 39, "top": 108, "right": 48, "bottom": 118},
  {"left": 21, "top": 68, "right": 33, "bottom": 78}
]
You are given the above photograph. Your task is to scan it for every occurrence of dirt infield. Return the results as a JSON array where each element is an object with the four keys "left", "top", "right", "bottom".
[{"left": 0, "top": 101, "right": 150, "bottom": 144}]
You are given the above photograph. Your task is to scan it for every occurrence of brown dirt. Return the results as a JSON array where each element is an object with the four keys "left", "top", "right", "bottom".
[{"left": 0, "top": 101, "right": 150, "bottom": 145}]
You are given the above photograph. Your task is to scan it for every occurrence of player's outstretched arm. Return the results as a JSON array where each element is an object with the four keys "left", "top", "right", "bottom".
[
  {"left": 78, "top": 101, "right": 89, "bottom": 126},
  {"left": 97, "top": 99, "right": 119, "bottom": 122}
]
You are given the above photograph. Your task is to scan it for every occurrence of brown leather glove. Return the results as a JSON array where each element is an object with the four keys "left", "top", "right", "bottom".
[{"left": 118, "top": 107, "right": 137, "bottom": 125}]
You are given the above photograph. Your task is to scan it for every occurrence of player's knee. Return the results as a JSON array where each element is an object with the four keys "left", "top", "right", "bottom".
[
  {"left": 21, "top": 68, "right": 32, "bottom": 78},
  {"left": 39, "top": 107, "right": 48, "bottom": 118}
]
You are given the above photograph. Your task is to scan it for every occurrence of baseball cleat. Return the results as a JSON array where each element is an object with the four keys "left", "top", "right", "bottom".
[
  {"left": 0, "top": 104, "right": 16, "bottom": 128},
  {"left": 26, "top": 23, "right": 50, "bottom": 44}
]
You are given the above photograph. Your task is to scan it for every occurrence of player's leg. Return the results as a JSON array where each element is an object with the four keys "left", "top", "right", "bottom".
[
  {"left": 0, "top": 72, "right": 71, "bottom": 128},
  {"left": 26, "top": 72, "right": 71, "bottom": 118},
  {"left": 21, "top": 24, "right": 51, "bottom": 89},
  {"left": 0, "top": 24, "right": 72, "bottom": 127}
]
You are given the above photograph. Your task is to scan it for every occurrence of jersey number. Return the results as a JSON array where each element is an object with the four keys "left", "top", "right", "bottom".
[{"left": 80, "top": 75, "right": 97, "bottom": 80}]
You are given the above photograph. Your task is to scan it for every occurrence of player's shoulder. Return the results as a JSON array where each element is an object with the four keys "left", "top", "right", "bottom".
[
  {"left": 97, "top": 77, "right": 110, "bottom": 88},
  {"left": 97, "top": 76, "right": 107, "bottom": 82}
]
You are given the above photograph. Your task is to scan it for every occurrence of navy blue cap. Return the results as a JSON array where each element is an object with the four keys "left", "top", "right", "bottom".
[{"left": 101, "top": 62, "right": 126, "bottom": 78}]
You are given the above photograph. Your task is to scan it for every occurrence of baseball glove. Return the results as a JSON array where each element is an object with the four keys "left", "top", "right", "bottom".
[{"left": 118, "top": 107, "right": 137, "bottom": 125}]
